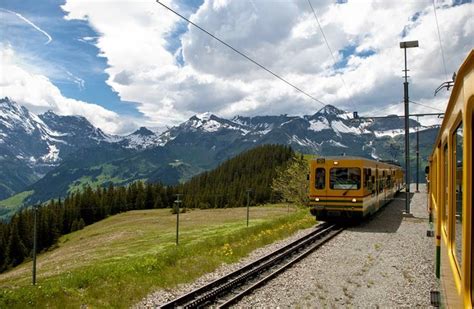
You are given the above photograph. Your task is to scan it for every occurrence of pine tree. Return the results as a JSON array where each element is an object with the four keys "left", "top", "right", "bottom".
[
  {"left": 77, "top": 218, "right": 85, "bottom": 230},
  {"left": 4, "top": 218, "right": 28, "bottom": 268}
]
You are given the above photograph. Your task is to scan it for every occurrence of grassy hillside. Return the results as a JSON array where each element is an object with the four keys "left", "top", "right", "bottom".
[
  {"left": 0, "top": 191, "right": 33, "bottom": 220},
  {"left": 0, "top": 205, "right": 314, "bottom": 308}
]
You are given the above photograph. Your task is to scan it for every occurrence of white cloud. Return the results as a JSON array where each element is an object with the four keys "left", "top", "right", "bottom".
[
  {"left": 60, "top": 0, "right": 473, "bottom": 127},
  {"left": 0, "top": 46, "right": 136, "bottom": 134}
]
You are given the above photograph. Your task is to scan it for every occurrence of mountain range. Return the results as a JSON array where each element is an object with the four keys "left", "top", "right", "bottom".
[{"left": 0, "top": 97, "right": 438, "bottom": 219}]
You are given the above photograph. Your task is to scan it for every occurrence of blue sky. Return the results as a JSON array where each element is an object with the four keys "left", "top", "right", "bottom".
[
  {"left": 1, "top": 0, "right": 144, "bottom": 117},
  {"left": 0, "top": 0, "right": 472, "bottom": 133}
]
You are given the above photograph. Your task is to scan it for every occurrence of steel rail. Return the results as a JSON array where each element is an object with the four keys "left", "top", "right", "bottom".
[{"left": 160, "top": 223, "right": 343, "bottom": 308}]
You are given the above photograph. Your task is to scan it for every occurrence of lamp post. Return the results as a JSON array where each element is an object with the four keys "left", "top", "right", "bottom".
[
  {"left": 416, "top": 116, "right": 420, "bottom": 193},
  {"left": 400, "top": 40, "right": 419, "bottom": 214}
]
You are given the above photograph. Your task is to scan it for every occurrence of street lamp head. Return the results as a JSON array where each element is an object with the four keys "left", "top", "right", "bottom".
[{"left": 400, "top": 40, "right": 419, "bottom": 48}]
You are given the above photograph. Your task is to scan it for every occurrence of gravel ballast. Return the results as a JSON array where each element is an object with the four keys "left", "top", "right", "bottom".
[{"left": 137, "top": 185, "right": 438, "bottom": 308}]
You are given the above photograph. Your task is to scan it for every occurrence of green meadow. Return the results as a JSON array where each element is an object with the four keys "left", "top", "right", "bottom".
[{"left": 0, "top": 204, "right": 314, "bottom": 308}]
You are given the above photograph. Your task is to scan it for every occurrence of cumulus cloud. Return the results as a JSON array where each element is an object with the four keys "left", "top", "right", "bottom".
[
  {"left": 0, "top": 46, "right": 136, "bottom": 134},
  {"left": 60, "top": 0, "right": 473, "bottom": 127}
]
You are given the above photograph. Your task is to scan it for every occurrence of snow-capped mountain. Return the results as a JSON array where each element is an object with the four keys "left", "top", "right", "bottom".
[
  {"left": 0, "top": 98, "right": 111, "bottom": 169},
  {"left": 0, "top": 97, "right": 438, "bottom": 205},
  {"left": 0, "top": 97, "right": 117, "bottom": 198},
  {"left": 119, "top": 127, "right": 165, "bottom": 149}
]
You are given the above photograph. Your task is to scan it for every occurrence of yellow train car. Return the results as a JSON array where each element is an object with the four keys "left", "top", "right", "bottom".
[
  {"left": 308, "top": 156, "right": 403, "bottom": 221},
  {"left": 427, "top": 49, "right": 473, "bottom": 308}
]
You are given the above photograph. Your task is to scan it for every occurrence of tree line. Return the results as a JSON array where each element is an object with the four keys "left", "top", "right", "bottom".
[{"left": 0, "top": 144, "right": 294, "bottom": 272}]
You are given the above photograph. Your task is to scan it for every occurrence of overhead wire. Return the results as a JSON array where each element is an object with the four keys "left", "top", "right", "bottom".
[
  {"left": 409, "top": 100, "right": 445, "bottom": 112},
  {"left": 155, "top": 0, "right": 327, "bottom": 107},
  {"left": 432, "top": 0, "right": 449, "bottom": 81},
  {"left": 307, "top": 0, "right": 355, "bottom": 107}
]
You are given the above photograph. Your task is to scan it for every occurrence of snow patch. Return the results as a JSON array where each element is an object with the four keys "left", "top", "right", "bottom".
[
  {"left": 201, "top": 119, "right": 222, "bottom": 132},
  {"left": 324, "top": 140, "right": 349, "bottom": 148},
  {"left": 41, "top": 144, "right": 60, "bottom": 162},
  {"left": 308, "top": 119, "right": 330, "bottom": 132},
  {"left": 331, "top": 121, "right": 360, "bottom": 134}
]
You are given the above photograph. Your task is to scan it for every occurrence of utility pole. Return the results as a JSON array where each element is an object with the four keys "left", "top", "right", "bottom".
[
  {"left": 400, "top": 40, "right": 419, "bottom": 214},
  {"left": 246, "top": 189, "right": 252, "bottom": 227},
  {"left": 416, "top": 116, "right": 420, "bottom": 192},
  {"left": 32, "top": 204, "right": 38, "bottom": 285},
  {"left": 174, "top": 194, "right": 183, "bottom": 245}
]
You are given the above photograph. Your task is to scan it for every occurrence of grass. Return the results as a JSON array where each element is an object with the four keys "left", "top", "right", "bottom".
[
  {"left": 0, "top": 204, "right": 315, "bottom": 308},
  {"left": 67, "top": 164, "right": 127, "bottom": 194},
  {"left": 0, "top": 190, "right": 34, "bottom": 220},
  {"left": 0, "top": 190, "right": 34, "bottom": 209}
]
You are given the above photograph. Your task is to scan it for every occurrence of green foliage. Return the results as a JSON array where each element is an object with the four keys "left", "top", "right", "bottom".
[
  {"left": 179, "top": 144, "right": 294, "bottom": 208},
  {"left": 272, "top": 155, "right": 309, "bottom": 206}
]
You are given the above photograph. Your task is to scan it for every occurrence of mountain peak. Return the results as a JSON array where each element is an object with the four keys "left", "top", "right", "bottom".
[
  {"left": 131, "top": 127, "right": 154, "bottom": 136},
  {"left": 0, "top": 96, "right": 14, "bottom": 106},
  {"left": 196, "top": 112, "right": 213, "bottom": 121},
  {"left": 0, "top": 97, "right": 25, "bottom": 114},
  {"left": 190, "top": 112, "right": 222, "bottom": 122},
  {"left": 316, "top": 104, "right": 346, "bottom": 115}
]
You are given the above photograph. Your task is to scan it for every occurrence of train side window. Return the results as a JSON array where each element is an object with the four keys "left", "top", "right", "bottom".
[
  {"left": 443, "top": 143, "right": 449, "bottom": 233},
  {"left": 363, "top": 168, "right": 371, "bottom": 188},
  {"left": 453, "top": 123, "right": 463, "bottom": 270},
  {"left": 315, "top": 168, "right": 325, "bottom": 190}
]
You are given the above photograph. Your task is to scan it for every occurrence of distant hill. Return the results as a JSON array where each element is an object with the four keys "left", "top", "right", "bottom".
[
  {"left": 0, "top": 144, "right": 295, "bottom": 273},
  {"left": 178, "top": 144, "right": 294, "bottom": 208}
]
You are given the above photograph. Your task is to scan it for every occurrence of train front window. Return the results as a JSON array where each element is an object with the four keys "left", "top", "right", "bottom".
[
  {"left": 315, "top": 168, "right": 325, "bottom": 189},
  {"left": 453, "top": 123, "right": 463, "bottom": 270},
  {"left": 330, "top": 168, "right": 361, "bottom": 190}
]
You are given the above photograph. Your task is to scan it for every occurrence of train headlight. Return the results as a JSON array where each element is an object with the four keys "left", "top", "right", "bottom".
[
  {"left": 315, "top": 197, "right": 320, "bottom": 202},
  {"left": 352, "top": 198, "right": 357, "bottom": 203}
]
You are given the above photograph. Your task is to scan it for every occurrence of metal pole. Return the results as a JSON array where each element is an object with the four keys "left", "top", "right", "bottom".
[
  {"left": 174, "top": 194, "right": 182, "bottom": 245},
  {"left": 32, "top": 205, "right": 37, "bottom": 285},
  {"left": 416, "top": 116, "right": 420, "bottom": 192},
  {"left": 246, "top": 189, "right": 251, "bottom": 227},
  {"left": 403, "top": 47, "right": 411, "bottom": 214}
]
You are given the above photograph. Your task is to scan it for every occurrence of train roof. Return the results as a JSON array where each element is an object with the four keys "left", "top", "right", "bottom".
[
  {"left": 430, "top": 49, "right": 473, "bottom": 158},
  {"left": 310, "top": 156, "right": 402, "bottom": 168}
]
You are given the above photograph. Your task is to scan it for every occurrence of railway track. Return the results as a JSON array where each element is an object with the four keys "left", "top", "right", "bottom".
[{"left": 160, "top": 223, "right": 344, "bottom": 308}]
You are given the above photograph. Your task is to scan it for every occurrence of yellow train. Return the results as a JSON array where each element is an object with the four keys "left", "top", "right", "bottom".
[
  {"left": 308, "top": 156, "right": 404, "bottom": 221},
  {"left": 427, "top": 49, "right": 473, "bottom": 308}
]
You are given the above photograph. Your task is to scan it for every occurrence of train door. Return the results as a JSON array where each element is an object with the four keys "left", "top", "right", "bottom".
[
  {"left": 452, "top": 123, "right": 463, "bottom": 273},
  {"left": 471, "top": 111, "right": 473, "bottom": 306},
  {"left": 314, "top": 166, "right": 327, "bottom": 208}
]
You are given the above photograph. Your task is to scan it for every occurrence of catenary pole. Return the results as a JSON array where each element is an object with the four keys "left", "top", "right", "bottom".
[
  {"left": 174, "top": 194, "right": 182, "bottom": 245},
  {"left": 32, "top": 204, "right": 38, "bottom": 285},
  {"left": 400, "top": 40, "right": 418, "bottom": 214},
  {"left": 246, "top": 189, "right": 251, "bottom": 227}
]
